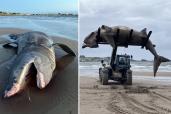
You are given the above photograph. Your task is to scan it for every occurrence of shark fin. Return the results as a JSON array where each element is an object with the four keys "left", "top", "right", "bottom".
[
  {"left": 101, "top": 25, "right": 111, "bottom": 31},
  {"left": 141, "top": 28, "right": 147, "bottom": 35},
  {"left": 153, "top": 56, "right": 170, "bottom": 77},
  {"left": 3, "top": 42, "right": 18, "bottom": 49},
  {"left": 53, "top": 43, "right": 76, "bottom": 56}
]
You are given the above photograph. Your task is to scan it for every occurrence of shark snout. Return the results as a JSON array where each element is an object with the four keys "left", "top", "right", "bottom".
[
  {"left": 4, "top": 83, "right": 21, "bottom": 98},
  {"left": 82, "top": 43, "right": 87, "bottom": 48}
]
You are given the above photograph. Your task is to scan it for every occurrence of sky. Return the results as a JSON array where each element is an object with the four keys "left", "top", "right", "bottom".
[
  {"left": 0, "top": 0, "right": 78, "bottom": 13},
  {"left": 79, "top": 0, "right": 171, "bottom": 60}
]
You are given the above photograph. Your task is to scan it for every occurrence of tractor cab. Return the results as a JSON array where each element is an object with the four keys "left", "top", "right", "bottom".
[{"left": 112, "top": 54, "right": 131, "bottom": 71}]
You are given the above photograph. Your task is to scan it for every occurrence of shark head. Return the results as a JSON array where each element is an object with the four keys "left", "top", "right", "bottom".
[
  {"left": 82, "top": 31, "right": 99, "bottom": 48},
  {"left": 82, "top": 25, "right": 113, "bottom": 49},
  {"left": 3, "top": 31, "right": 56, "bottom": 98}
]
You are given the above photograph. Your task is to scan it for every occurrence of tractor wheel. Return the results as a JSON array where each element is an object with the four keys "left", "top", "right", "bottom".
[
  {"left": 126, "top": 70, "right": 132, "bottom": 85},
  {"left": 101, "top": 69, "right": 108, "bottom": 85}
]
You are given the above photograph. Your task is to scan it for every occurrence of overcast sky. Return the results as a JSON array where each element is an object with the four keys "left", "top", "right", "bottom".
[{"left": 79, "top": 0, "right": 171, "bottom": 60}]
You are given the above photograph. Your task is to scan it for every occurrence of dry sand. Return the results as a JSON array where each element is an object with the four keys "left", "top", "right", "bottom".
[
  {"left": 80, "top": 72, "right": 171, "bottom": 114},
  {"left": 0, "top": 28, "right": 78, "bottom": 114}
]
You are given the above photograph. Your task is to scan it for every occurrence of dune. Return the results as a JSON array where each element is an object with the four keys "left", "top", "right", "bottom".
[{"left": 0, "top": 28, "right": 78, "bottom": 114}]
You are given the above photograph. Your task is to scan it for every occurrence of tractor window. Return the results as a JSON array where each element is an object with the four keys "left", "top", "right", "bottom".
[{"left": 119, "top": 57, "right": 126, "bottom": 65}]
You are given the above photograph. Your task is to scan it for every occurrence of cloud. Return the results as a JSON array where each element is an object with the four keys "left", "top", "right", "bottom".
[{"left": 80, "top": 0, "right": 171, "bottom": 60}]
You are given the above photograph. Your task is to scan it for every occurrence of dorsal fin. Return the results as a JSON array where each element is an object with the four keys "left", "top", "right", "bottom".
[
  {"left": 101, "top": 25, "right": 111, "bottom": 32},
  {"left": 141, "top": 28, "right": 147, "bottom": 35}
]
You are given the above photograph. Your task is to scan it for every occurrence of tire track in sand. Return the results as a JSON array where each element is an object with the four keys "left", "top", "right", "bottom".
[
  {"left": 119, "top": 92, "right": 157, "bottom": 114},
  {"left": 149, "top": 91, "right": 171, "bottom": 113},
  {"left": 108, "top": 92, "right": 131, "bottom": 114}
]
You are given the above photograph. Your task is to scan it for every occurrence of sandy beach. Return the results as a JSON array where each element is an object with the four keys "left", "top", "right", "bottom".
[{"left": 80, "top": 72, "right": 171, "bottom": 114}]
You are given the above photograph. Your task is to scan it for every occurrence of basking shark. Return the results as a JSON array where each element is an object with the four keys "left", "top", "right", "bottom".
[
  {"left": 82, "top": 25, "right": 170, "bottom": 76},
  {"left": 0, "top": 28, "right": 77, "bottom": 114},
  {"left": 1, "top": 31, "right": 76, "bottom": 98}
]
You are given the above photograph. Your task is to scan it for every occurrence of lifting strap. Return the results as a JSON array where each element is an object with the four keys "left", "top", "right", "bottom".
[
  {"left": 96, "top": 27, "right": 107, "bottom": 44},
  {"left": 125, "top": 29, "right": 133, "bottom": 48},
  {"left": 96, "top": 27, "right": 101, "bottom": 42},
  {"left": 113, "top": 28, "right": 120, "bottom": 45}
]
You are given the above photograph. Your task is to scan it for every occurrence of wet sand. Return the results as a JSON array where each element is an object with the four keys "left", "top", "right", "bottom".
[
  {"left": 80, "top": 72, "right": 171, "bottom": 114},
  {"left": 0, "top": 28, "right": 78, "bottom": 114}
]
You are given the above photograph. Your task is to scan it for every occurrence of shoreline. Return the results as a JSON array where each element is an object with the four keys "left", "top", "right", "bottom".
[
  {"left": 0, "top": 15, "right": 78, "bottom": 17},
  {"left": 0, "top": 11, "right": 78, "bottom": 17}
]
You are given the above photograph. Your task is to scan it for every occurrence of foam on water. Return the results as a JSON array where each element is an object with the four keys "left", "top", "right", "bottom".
[{"left": 80, "top": 61, "right": 171, "bottom": 76}]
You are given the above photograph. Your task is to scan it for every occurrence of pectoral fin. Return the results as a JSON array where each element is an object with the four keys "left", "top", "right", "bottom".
[
  {"left": 2, "top": 42, "right": 18, "bottom": 49},
  {"left": 0, "top": 34, "right": 18, "bottom": 49},
  {"left": 53, "top": 43, "right": 76, "bottom": 56}
]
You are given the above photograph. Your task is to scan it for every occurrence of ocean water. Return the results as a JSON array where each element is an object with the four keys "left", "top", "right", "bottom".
[
  {"left": 80, "top": 61, "right": 171, "bottom": 77},
  {"left": 0, "top": 16, "right": 78, "bottom": 40}
]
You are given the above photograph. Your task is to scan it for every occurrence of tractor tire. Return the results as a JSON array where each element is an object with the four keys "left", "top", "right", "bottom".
[
  {"left": 101, "top": 69, "right": 109, "bottom": 85},
  {"left": 126, "top": 70, "right": 132, "bottom": 85}
]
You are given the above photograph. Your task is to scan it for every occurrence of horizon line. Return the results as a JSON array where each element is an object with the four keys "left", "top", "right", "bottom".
[{"left": 0, "top": 10, "right": 78, "bottom": 14}]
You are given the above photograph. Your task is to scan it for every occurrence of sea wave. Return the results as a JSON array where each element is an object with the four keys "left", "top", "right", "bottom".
[{"left": 80, "top": 62, "right": 171, "bottom": 73}]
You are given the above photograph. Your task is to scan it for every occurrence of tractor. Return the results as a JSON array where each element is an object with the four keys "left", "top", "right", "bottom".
[{"left": 99, "top": 50, "right": 132, "bottom": 85}]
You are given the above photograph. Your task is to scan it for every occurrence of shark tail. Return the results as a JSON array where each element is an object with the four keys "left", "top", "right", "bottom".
[{"left": 154, "top": 56, "right": 170, "bottom": 77}]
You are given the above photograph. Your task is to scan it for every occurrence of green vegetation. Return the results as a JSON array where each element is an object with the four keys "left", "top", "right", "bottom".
[
  {"left": 0, "top": 11, "right": 78, "bottom": 17},
  {"left": 0, "top": 11, "right": 22, "bottom": 16}
]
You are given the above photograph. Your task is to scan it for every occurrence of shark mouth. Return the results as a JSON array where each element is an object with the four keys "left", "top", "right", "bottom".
[{"left": 4, "top": 63, "right": 49, "bottom": 98}]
